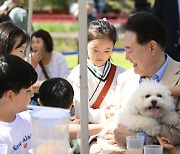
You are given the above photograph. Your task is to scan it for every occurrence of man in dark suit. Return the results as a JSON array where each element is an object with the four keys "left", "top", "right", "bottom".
[{"left": 153, "top": 0, "right": 180, "bottom": 62}]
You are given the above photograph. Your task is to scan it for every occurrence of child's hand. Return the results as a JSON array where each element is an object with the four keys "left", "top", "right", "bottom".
[
  {"left": 70, "top": 115, "right": 80, "bottom": 124},
  {"left": 157, "top": 136, "right": 175, "bottom": 150},
  {"left": 105, "top": 108, "right": 114, "bottom": 119},
  {"left": 31, "top": 80, "right": 43, "bottom": 93},
  {"left": 105, "top": 105, "right": 116, "bottom": 119}
]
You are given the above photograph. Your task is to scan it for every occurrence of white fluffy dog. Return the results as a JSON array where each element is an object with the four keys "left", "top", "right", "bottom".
[{"left": 97, "top": 80, "right": 179, "bottom": 150}]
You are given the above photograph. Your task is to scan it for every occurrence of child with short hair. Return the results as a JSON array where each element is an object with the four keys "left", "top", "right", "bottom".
[
  {"left": 39, "top": 78, "right": 74, "bottom": 110},
  {"left": 0, "top": 55, "right": 37, "bottom": 153},
  {"left": 38, "top": 78, "right": 108, "bottom": 154},
  {"left": 38, "top": 78, "right": 79, "bottom": 153}
]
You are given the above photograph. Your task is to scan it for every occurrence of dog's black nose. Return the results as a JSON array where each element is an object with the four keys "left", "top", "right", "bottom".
[{"left": 151, "top": 100, "right": 157, "bottom": 106}]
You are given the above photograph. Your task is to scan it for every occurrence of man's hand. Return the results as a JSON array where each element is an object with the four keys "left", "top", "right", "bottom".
[
  {"left": 103, "top": 129, "right": 116, "bottom": 145},
  {"left": 114, "top": 125, "right": 135, "bottom": 147}
]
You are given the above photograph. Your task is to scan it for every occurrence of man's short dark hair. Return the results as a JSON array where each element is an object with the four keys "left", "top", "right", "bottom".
[{"left": 124, "top": 11, "right": 166, "bottom": 50}]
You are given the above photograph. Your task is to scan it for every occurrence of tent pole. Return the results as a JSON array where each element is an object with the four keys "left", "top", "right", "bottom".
[
  {"left": 26, "top": 0, "right": 33, "bottom": 62},
  {"left": 78, "top": 0, "right": 89, "bottom": 153}
]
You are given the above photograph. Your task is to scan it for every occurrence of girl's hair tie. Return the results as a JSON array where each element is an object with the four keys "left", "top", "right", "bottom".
[{"left": 102, "top": 18, "right": 107, "bottom": 22}]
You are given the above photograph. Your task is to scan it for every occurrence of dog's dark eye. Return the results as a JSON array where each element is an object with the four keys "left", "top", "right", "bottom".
[
  {"left": 145, "top": 94, "right": 151, "bottom": 98},
  {"left": 157, "top": 94, "right": 162, "bottom": 97}
]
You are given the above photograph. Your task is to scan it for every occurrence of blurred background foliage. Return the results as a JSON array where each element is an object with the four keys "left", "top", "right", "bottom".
[
  {"left": 23, "top": 0, "right": 155, "bottom": 14},
  {"left": 24, "top": 0, "right": 71, "bottom": 12},
  {"left": 105, "top": 0, "right": 154, "bottom": 13}
]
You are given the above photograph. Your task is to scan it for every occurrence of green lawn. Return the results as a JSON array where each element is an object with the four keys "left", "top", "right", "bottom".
[
  {"left": 111, "top": 52, "right": 133, "bottom": 70},
  {"left": 33, "top": 22, "right": 78, "bottom": 33}
]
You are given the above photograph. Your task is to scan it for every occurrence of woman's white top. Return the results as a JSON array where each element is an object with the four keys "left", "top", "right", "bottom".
[
  {"left": 35, "top": 51, "right": 70, "bottom": 80},
  {"left": 68, "top": 60, "right": 125, "bottom": 123}
]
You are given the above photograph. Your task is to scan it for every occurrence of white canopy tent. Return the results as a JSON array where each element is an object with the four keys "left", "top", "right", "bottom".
[{"left": 27, "top": 0, "right": 89, "bottom": 153}]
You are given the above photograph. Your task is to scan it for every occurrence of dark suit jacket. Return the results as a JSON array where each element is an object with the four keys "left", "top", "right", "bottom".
[{"left": 153, "top": 0, "right": 180, "bottom": 62}]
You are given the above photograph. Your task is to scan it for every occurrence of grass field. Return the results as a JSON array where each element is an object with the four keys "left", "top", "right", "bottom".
[
  {"left": 65, "top": 51, "right": 133, "bottom": 71},
  {"left": 111, "top": 52, "right": 133, "bottom": 70}
]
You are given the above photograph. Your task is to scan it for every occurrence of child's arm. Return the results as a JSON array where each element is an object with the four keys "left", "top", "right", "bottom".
[
  {"left": 170, "top": 87, "right": 180, "bottom": 97},
  {"left": 69, "top": 118, "right": 112, "bottom": 140},
  {"left": 157, "top": 136, "right": 180, "bottom": 154},
  {"left": 69, "top": 123, "right": 103, "bottom": 140}
]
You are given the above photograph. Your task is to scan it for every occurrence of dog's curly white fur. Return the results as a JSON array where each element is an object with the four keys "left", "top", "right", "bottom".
[
  {"left": 98, "top": 80, "right": 179, "bottom": 149},
  {"left": 116, "top": 80, "right": 179, "bottom": 136}
]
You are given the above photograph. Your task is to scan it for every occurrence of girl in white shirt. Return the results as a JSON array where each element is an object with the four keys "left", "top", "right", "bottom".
[{"left": 68, "top": 19, "right": 125, "bottom": 123}]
